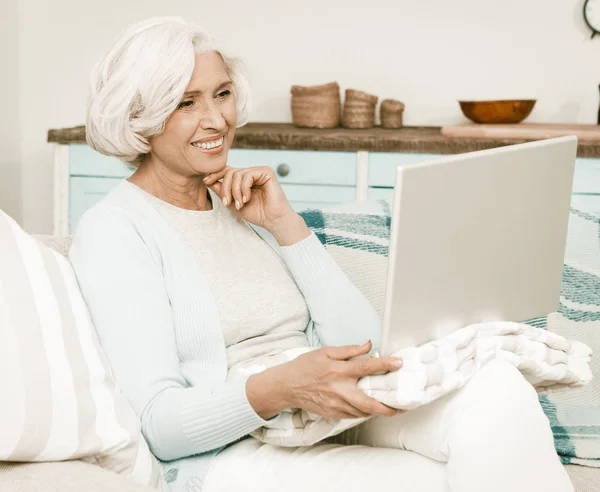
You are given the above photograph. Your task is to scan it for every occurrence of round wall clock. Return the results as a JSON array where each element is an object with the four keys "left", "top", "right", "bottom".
[{"left": 584, "top": 0, "right": 600, "bottom": 38}]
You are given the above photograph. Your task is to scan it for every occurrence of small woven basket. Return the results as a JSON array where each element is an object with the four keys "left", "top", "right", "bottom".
[
  {"left": 380, "top": 99, "right": 405, "bottom": 129},
  {"left": 342, "top": 89, "right": 378, "bottom": 129},
  {"left": 291, "top": 82, "right": 341, "bottom": 128}
]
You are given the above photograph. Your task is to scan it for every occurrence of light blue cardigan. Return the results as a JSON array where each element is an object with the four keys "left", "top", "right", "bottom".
[{"left": 68, "top": 181, "right": 381, "bottom": 481}]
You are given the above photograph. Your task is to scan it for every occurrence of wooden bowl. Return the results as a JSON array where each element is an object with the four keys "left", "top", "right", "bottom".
[{"left": 458, "top": 99, "right": 537, "bottom": 124}]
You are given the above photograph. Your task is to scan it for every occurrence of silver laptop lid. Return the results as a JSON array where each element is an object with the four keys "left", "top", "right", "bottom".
[{"left": 380, "top": 136, "right": 577, "bottom": 356}]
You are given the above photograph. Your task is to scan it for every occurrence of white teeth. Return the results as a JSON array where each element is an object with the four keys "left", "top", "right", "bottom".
[{"left": 192, "top": 136, "right": 224, "bottom": 149}]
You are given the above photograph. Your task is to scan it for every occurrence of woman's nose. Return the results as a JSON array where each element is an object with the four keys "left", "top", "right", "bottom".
[{"left": 199, "top": 101, "right": 226, "bottom": 130}]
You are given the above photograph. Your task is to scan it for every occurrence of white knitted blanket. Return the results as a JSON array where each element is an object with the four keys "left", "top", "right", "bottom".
[
  {"left": 291, "top": 201, "right": 600, "bottom": 465},
  {"left": 230, "top": 321, "right": 592, "bottom": 448}
]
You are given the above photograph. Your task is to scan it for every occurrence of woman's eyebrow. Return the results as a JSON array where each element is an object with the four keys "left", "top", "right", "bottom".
[{"left": 183, "top": 81, "right": 233, "bottom": 97}]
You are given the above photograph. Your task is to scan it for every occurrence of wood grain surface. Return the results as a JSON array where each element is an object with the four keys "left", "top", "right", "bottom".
[{"left": 47, "top": 123, "right": 600, "bottom": 158}]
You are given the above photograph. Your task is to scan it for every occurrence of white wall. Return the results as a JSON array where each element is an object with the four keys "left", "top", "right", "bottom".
[
  {"left": 18, "top": 0, "right": 600, "bottom": 233},
  {"left": 0, "top": 0, "right": 22, "bottom": 223}
]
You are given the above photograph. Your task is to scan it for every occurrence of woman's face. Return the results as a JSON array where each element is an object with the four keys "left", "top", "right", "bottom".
[{"left": 148, "top": 51, "right": 238, "bottom": 178}]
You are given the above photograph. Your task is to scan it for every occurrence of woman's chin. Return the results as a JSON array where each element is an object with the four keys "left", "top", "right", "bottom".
[
  {"left": 189, "top": 150, "right": 229, "bottom": 174},
  {"left": 193, "top": 160, "right": 228, "bottom": 177}
]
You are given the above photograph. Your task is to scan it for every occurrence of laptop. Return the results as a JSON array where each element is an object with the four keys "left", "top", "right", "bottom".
[{"left": 379, "top": 136, "right": 578, "bottom": 356}]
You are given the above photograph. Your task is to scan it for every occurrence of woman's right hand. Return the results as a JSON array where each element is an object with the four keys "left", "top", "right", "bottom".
[{"left": 246, "top": 341, "right": 403, "bottom": 420}]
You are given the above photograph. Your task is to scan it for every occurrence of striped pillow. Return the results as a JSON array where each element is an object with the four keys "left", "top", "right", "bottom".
[{"left": 0, "top": 211, "right": 163, "bottom": 489}]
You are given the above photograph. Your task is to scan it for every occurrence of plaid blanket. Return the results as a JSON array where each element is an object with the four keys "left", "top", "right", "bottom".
[{"left": 299, "top": 201, "right": 600, "bottom": 468}]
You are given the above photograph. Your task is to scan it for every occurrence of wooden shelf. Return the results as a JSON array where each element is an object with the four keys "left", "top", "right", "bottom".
[{"left": 47, "top": 122, "right": 600, "bottom": 158}]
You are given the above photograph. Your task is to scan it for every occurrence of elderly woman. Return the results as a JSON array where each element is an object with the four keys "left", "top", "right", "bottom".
[{"left": 69, "top": 16, "right": 573, "bottom": 492}]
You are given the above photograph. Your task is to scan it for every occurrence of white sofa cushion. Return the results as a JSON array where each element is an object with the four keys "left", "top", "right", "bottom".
[
  {"left": 0, "top": 211, "right": 162, "bottom": 489},
  {"left": 0, "top": 460, "right": 157, "bottom": 492}
]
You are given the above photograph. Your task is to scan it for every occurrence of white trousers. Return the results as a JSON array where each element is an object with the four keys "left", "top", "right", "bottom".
[{"left": 203, "top": 360, "right": 574, "bottom": 492}]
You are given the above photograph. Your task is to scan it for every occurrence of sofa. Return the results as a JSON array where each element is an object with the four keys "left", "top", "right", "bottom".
[
  {"left": 0, "top": 200, "right": 599, "bottom": 491},
  {"left": 0, "top": 460, "right": 156, "bottom": 492}
]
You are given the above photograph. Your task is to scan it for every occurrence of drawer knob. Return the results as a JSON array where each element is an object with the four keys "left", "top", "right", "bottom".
[{"left": 276, "top": 163, "right": 290, "bottom": 177}]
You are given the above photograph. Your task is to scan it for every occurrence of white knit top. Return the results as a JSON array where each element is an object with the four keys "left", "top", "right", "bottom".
[
  {"left": 138, "top": 186, "right": 311, "bottom": 370},
  {"left": 68, "top": 180, "right": 382, "bottom": 489}
]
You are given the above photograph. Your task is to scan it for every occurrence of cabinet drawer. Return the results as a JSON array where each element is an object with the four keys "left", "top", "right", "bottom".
[
  {"left": 573, "top": 158, "right": 600, "bottom": 194},
  {"left": 70, "top": 176, "right": 123, "bottom": 233},
  {"left": 368, "top": 152, "right": 442, "bottom": 187},
  {"left": 369, "top": 190, "right": 600, "bottom": 215},
  {"left": 70, "top": 145, "right": 134, "bottom": 178},
  {"left": 370, "top": 190, "right": 600, "bottom": 216},
  {"left": 282, "top": 184, "right": 355, "bottom": 212},
  {"left": 228, "top": 149, "right": 356, "bottom": 186},
  {"left": 369, "top": 154, "right": 600, "bottom": 196}
]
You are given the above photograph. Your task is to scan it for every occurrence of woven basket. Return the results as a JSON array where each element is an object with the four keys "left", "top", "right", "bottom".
[
  {"left": 380, "top": 99, "right": 405, "bottom": 129},
  {"left": 291, "top": 82, "right": 340, "bottom": 128},
  {"left": 342, "top": 89, "right": 378, "bottom": 129}
]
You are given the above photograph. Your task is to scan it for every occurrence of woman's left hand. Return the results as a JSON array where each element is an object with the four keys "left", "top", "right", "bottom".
[{"left": 203, "top": 166, "right": 309, "bottom": 244}]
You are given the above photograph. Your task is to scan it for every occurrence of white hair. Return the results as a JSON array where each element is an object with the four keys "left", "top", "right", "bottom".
[{"left": 85, "top": 17, "right": 251, "bottom": 166}]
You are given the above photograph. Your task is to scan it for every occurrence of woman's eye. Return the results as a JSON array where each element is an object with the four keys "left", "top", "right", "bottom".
[
  {"left": 216, "top": 90, "right": 231, "bottom": 99},
  {"left": 177, "top": 100, "right": 194, "bottom": 109}
]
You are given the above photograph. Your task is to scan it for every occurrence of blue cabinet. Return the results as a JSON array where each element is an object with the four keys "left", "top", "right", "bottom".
[
  {"left": 70, "top": 176, "right": 124, "bottom": 231},
  {"left": 226, "top": 149, "right": 356, "bottom": 185},
  {"left": 55, "top": 143, "right": 600, "bottom": 235},
  {"left": 367, "top": 152, "right": 600, "bottom": 213},
  {"left": 367, "top": 152, "right": 443, "bottom": 205},
  {"left": 571, "top": 159, "right": 600, "bottom": 216},
  {"left": 70, "top": 145, "right": 133, "bottom": 178},
  {"left": 63, "top": 145, "right": 358, "bottom": 234},
  {"left": 367, "top": 152, "right": 443, "bottom": 186}
]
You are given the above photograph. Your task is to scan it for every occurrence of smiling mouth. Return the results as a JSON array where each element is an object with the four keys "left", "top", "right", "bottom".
[{"left": 191, "top": 136, "right": 224, "bottom": 150}]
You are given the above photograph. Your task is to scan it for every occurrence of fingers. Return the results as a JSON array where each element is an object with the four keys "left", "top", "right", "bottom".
[
  {"left": 323, "top": 340, "right": 372, "bottom": 361},
  {"left": 321, "top": 401, "right": 370, "bottom": 420},
  {"left": 240, "top": 173, "right": 253, "bottom": 205},
  {"left": 233, "top": 167, "right": 273, "bottom": 208},
  {"left": 205, "top": 167, "right": 237, "bottom": 207},
  {"left": 345, "top": 390, "right": 399, "bottom": 418},
  {"left": 347, "top": 356, "right": 403, "bottom": 379},
  {"left": 206, "top": 179, "right": 223, "bottom": 199},
  {"left": 328, "top": 411, "right": 363, "bottom": 420},
  {"left": 228, "top": 169, "right": 258, "bottom": 210},
  {"left": 231, "top": 171, "right": 245, "bottom": 210},
  {"left": 334, "top": 403, "right": 370, "bottom": 420},
  {"left": 203, "top": 166, "right": 279, "bottom": 212},
  {"left": 203, "top": 167, "right": 229, "bottom": 200},
  {"left": 220, "top": 169, "right": 234, "bottom": 207},
  {"left": 248, "top": 166, "right": 275, "bottom": 187},
  {"left": 204, "top": 167, "right": 263, "bottom": 210}
]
